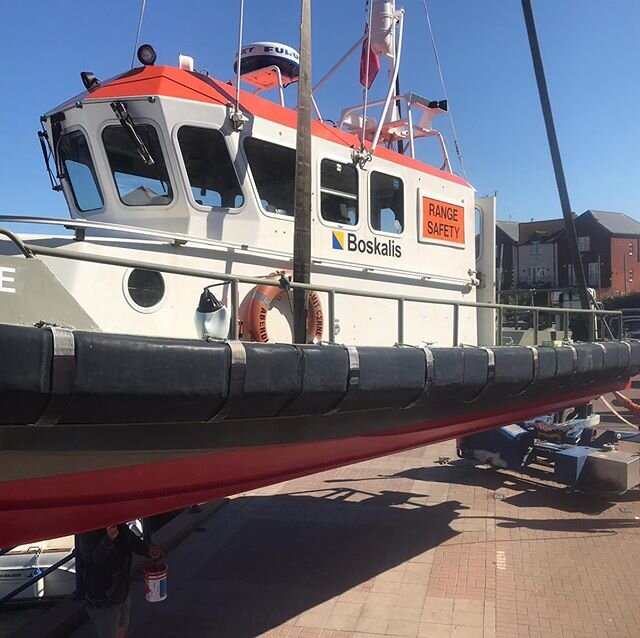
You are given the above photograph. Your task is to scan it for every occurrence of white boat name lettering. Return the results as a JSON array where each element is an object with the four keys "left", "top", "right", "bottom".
[
  {"left": 241, "top": 46, "right": 299, "bottom": 61},
  {"left": 0, "top": 266, "right": 16, "bottom": 294}
]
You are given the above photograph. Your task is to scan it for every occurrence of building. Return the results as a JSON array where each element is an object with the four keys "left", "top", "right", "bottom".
[
  {"left": 554, "top": 210, "right": 640, "bottom": 298},
  {"left": 515, "top": 218, "right": 568, "bottom": 289},
  {"left": 496, "top": 218, "right": 569, "bottom": 291},
  {"left": 496, "top": 221, "right": 518, "bottom": 292}
]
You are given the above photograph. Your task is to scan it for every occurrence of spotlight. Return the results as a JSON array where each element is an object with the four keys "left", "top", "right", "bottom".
[
  {"left": 80, "top": 72, "right": 100, "bottom": 91},
  {"left": 427, "top": 100, "right": 448, "bottom": 112},
  {"left": 137, "top": 44, "right": 157, "bottom": 66}
]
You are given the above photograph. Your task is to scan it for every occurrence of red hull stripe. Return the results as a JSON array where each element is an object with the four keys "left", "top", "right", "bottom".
[
  {"left": 78, "top": 66, "right": 470, "bottom": 188},
  {"left": 0, "top": 382, "right": 621, "bottom": 548}
]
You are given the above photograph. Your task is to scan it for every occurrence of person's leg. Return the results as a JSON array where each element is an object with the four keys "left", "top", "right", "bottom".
[
  {"left": 87, "top": 605, "right": 121, "bottom": 638},
  {"left": 117, "top": 595, "right": 132, "bottom": 638}
]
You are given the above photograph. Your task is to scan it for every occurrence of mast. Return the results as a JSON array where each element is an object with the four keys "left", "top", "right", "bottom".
[
  {"left": 521, "top": 0, "right": 590, "bottom": 311},
  {"left": 293, "top": 0, "right": 313, "bottom": 343}
]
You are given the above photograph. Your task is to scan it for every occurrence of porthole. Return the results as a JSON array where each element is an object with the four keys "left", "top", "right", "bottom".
[{"left": 123, "top": 269, "right": 165, "bottom": 313}]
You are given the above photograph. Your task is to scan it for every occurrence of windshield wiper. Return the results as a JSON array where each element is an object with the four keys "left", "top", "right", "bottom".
[{"left": 110, "top": 101, "right": 155, "bottom": 166}]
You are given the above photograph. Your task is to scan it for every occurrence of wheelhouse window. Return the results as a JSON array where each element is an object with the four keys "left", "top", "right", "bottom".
[
  {"left": 177, "top": 127, "right": 244, "bottom": 208},
  {"left": 58, "top": 131, "right": 103, "bottom": 212},
  {"left": 320, "top": 159, "right": 358, "bottom": 225},
  {"left": 370, "top": 172, "right": 404, "bottom": 233},
  {"left": 244, "top": 138, "right": 295, "bottom": 216},
  {"left": 102, "top": 124, "right": 172, "bottom": 206}
]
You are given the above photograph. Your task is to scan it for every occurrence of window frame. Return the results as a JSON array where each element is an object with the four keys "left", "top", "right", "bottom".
[
  {"left": 58, "top": 126, "right": 105, "bottom": 214},
  {"left": 578, "top": 235, "right": 590, "bottom": 252},
  {"left": 588, "top": 262, "right": 601, "bottom": 287},
  {"left": 121, "top": 268, "right": 166, "bottom": 314},
  {"left": 242, "top": 135, "right": 297, "bottom": 221},
  {"left": 173, "top": 123, "right": 246, "bottom": 214},
  {"left": 367, "top": 169, "right": 405, "bottom": 237},
  {"left": 317, "top": 156, "right": 361, "bottom": 230},
  {"left": 100, "top": 119, "right": 177, "bottom": 210}
]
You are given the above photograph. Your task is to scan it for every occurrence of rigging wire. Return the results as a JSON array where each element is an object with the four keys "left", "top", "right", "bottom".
[
  {"left": 421, "top": 0, "right": 467, "bottom": 179},
  {"left": 360, "top": 0, "right": 375, "bottom": 151},
  {"left": 130, "top": 0, "right": 148, "bottom": 68}
]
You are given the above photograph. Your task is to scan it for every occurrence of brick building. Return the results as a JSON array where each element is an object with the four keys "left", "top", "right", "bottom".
[{"left": 554, "top": 210, "right": 640, "bottom": 298}]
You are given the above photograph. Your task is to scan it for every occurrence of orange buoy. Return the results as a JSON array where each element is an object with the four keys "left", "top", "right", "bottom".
[{"left": 244, "top": 271, "right": 323, "bottom": 343}]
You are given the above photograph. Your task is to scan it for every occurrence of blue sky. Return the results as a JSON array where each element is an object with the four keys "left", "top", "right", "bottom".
[{"left": 1, "top": 0, "right": 638, "bottom": 223}]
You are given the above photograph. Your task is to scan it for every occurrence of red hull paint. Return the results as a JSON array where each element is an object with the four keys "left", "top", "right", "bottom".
[{"left": 0, "top": 383, "right": 621, "bottom": 547}]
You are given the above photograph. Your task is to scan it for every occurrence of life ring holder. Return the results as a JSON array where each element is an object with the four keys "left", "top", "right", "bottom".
[{"left": 245, "top": 271, "right": 324, "bottom": 343}]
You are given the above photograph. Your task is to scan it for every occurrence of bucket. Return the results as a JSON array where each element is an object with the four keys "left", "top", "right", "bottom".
[{"left": 143, "top": 563, "right": 168, "bottom": 603}]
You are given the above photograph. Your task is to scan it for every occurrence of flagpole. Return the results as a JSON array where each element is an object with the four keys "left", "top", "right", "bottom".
[{"left": 293, "top": 0, "right": 312, "bottom": 343}]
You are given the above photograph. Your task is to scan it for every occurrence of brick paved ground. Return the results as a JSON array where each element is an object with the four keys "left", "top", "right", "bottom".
[{"left": 71, "top": 432, "right": 640, "bottom": 638}]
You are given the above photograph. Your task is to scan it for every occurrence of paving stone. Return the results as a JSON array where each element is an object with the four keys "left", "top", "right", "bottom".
[{"left": 62, "top": 434, "right": 640, "bottom": 638}]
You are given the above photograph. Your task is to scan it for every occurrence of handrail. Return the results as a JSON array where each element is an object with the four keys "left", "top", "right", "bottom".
[
  {"left": 0, "top": 221, "right": 623, "bottom": 346},
  {"left": 0, "top": 228, "right": 34, "bottom": 258},
  {"left": 0, "top": 216, "right": 474, "bottom": 288},
  {"left": 16, "top": 239, "right": 621, "bottom": 346},
  {"left": 18, "top": 241, "right": 620, "bottom": 316}
]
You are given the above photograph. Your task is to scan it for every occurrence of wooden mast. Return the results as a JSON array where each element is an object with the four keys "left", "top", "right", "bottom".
[{"left": 293, "top": 0, "right": 313, "bottom": 343}]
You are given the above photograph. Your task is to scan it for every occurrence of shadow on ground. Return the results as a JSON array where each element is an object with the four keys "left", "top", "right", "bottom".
[
  {"left": 389, "top": 460, "right": 640, "bottom": 515},
  {"left": 124, "top": 459, "right": 640, "bottom": 638},
  {"left": 131, "top": 490, "right": 464, "bottom": 638}
]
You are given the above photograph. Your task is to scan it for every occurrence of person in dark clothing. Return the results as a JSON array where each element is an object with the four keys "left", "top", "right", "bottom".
[{"left": 77, "top": 524, "right": 163, "bottom": 638}]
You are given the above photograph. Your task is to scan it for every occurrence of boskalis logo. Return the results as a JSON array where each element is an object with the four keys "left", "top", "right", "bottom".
[{"left": 332, "top": 231, "right": 401, "bottom": 258}]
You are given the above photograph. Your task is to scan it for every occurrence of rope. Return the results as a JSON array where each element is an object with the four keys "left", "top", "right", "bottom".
[
  {"left": 361, "top": 0, "right": 375, "bottom": 150},
  {"left": 421, "top": 0, "right": 467, "bottom": 179},
  {"left": 130, "top": 0, "right": 148, "bottom": 68},
  {"left": 601, "top": 394, "right": 639, "bottom": 430}
]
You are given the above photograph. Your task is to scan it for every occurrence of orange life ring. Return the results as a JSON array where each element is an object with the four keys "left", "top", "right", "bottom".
[{"left": 245, "top": 271, "right": 324, "bottom": 343}]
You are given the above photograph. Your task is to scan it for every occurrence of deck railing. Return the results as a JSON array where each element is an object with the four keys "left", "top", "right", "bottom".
[{"left": 0, "top": 221, "right": 623, "bottom": 346}]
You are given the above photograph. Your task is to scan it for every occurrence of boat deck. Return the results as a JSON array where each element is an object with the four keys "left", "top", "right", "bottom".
[{"left": 68, "top": 420, "right": 640, "bottom": 638}]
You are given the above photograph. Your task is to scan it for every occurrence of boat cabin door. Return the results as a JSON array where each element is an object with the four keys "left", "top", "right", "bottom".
[{"left": 475, "top": 196, "right": 497, "bottom": 346}]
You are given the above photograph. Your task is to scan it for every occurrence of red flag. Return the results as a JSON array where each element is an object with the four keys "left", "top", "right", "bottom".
[{"left": 359, "top": 36, "right": 380, "bottom": 89}]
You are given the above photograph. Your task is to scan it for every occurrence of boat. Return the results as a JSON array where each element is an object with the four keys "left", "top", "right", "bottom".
[
  {"left": 0, "top": 1, "right": 633, "bottom": 548},
  {"left": 0, "top": 537, "right": 76, "bottom": 601}
]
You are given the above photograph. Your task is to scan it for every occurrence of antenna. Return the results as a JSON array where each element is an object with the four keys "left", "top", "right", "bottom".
[
  {"left": 130, "top": 0, "right": 148, "bottom": 69},
  {"left": 231, "top": 0, "right": 246, "bottom": 130}
]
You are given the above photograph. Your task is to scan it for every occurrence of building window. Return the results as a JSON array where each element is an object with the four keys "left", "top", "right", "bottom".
[
  {"left": 177, "top": 127, "right": 244, "bottom": 208},
  {"left": 320, "top": 159, "right": 358, "bottom": 225},
  {"left": 370, "top": 172, "right": 404, "bottom": 233},
  {"left": 567, "top": 264, "right": 576, "bottom": 286},
  {"left": 102, "top": 124, "right": 173, "bottom": 206},
  {"left": 244, "top": 138, "right": 295, "bottom": 216},
  {"left": 530, "top": 242, "right": 541, "bottom": 256},
  {"left": 588, "top": 262, "right": 600, "bottom": 287},
  {"left": 578, "top": 236, "right": 590, "bottom": 252},
  {"left": 58, "top": 131, "right": 103, "bottom": 212}
]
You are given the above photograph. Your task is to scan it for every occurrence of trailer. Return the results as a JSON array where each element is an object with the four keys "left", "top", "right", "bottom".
[{"left": 457, "top": 407, "right": 640, "bottom": 493}]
